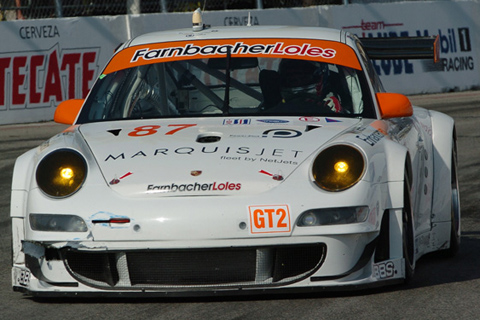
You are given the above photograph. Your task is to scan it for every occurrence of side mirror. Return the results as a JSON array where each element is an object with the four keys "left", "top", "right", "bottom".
[
  {"left": 376, "top": 93, "right": 413, "bottom": 119},
  {"left": 54, "top": 99, "right": 84, "bottom": 125}
]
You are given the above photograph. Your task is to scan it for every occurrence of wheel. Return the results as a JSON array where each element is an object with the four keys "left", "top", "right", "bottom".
[
  {"left": 443, "top": 139, "right": 461, "bottom": 257},
  {"left": 403, "top": 174, "right": 415, "bottom": 282}
]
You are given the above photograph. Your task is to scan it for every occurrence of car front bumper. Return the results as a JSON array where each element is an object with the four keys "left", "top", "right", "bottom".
[{"left": 13, "top": 230, "right": 406, "bottom": 297}]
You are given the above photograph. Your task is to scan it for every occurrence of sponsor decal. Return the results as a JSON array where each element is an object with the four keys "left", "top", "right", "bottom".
[
  {"left": 0, "top": 44, "right": 99, "bottom": 108},
  {"left": 224, "top": 15, "right": 260, "bottom": 26},
  {"left": 257, "top": 119, "right": 289, "bottom": 124},
  {"left": 435, "top": 27, "right": 474, "bottom": 72},
  {"left": 124, "top": 127, "right": 302, "bottom": 138},
  {"left": 343, "top": 19, "right": 404, "bottom": 32},
  {"left": 373, "top": 261, "right": 396, "bottom": 279},
  {"left": 223, "top": 118, "right": 251, "bottom": 125},
  {"left": 130, "top": 42, "right": 336, "bottom": 63},
  {"left": 299, "top": 116, "right": 321, "bottom": 122},
  {"left": 259, "top": 158, "right": 298, "bottom": 165},
  {"left": 104, "top": 38, "right": 362, "bottom": 74},
  {"left": 228, "top": 134, "right": 262, "bottom": 138},
  {"left": 220, "top": 155, "right": 298, "bottom": 165},
  {"left": 147, "top": 181, "right": 241, "bottom": 193},
  {"left": 248, "top": 204, "right": 291, "bottom": 234},
  {"left": 19, "top": 25, "right": 60, "bottom": 39},
  {"left": 355, "top": 130, "right": 384, "bottom": 146},
  {"left": 220, "top": 156, "right": 242, "bottom": 161},
  {"left": 344, "top": 19, "right": 474, "bottom": 75},
  {"left": 262, "top": 129, "right": 302, "bottom": 138},
  {"left": 105, "top": 146, "right": 303, "bottom": 161}
]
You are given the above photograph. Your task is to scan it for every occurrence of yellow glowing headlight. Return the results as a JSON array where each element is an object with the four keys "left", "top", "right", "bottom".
[
  {"left": 36, "top": 149, "right": 87, "bottom": 197},
  {"left": 334, "top": 161, "right": 349, "bottom": 173},
  {"left": 60, "top": 168, "right": 74, "bottom": 180},
  {"left": 312, "top": 145, "right": 365, "bottom": 191}
]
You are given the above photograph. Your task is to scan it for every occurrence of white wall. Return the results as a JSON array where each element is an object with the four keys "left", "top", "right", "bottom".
[{"left": 0, "top": 1, "right": 478, "bottom": 125}]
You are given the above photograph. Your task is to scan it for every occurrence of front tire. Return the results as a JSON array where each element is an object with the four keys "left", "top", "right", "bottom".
[{"left": 403, "top": 174, "right": 415, "bottom": 282}]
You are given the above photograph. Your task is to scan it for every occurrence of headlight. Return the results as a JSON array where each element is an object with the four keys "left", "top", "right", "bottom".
[
  {"left": 297, "top": 206, "right": 369, "bottom": 226},
  {"left": 36, "top": 149, "right": 87, "bottom": 197},
  {"left": 30, "top": 213, "right": 88, "bottom": 232},
  {"left": 312, "top": 145, "right": 365, "bottom": 191}
]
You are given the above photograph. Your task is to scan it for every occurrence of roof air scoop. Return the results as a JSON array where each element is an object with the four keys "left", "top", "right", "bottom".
[
  {"left": 192, "top": 8, "right": 204, "bottom": 32},
  {"left": 196, "top": 133, "right": 222, "bottom": 143}
]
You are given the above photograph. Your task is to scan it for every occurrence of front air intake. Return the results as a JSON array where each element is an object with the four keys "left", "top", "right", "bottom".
[{"left": 62, "top": 244, "right": 326, "bottom": 289}]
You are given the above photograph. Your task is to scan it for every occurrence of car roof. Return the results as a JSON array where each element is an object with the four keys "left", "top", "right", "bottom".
[{"left": 126, "top": 25, "right": 348, "bottom": 48}]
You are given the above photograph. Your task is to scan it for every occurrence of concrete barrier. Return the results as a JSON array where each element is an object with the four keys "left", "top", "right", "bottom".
[{"left": 0, "top": 1, "right": 478, "bottom": 125}]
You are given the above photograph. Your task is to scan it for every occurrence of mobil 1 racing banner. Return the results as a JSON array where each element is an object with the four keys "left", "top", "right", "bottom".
[
  {"left": 323, "top": 1, "right": 480, "bottom": 94},
  {"left": 0, "top": 16, "right": 126, "bottom": 125}
]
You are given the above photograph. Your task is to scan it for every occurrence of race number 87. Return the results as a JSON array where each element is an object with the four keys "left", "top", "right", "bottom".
[
  {"left": 248, "top": 204, "right": 291, "bottom": 234},
  {"left": 128, "top": 124, "right": 196, "bottom": 137}
]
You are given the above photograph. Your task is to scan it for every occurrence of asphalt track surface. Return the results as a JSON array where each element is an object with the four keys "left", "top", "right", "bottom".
[{"left": 1, "top": 91, "right": 479, "bottom": 319}]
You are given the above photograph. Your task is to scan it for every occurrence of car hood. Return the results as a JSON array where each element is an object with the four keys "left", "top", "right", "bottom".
[{"left": 78, "top": 117, "right": 361, "bottom": 197}]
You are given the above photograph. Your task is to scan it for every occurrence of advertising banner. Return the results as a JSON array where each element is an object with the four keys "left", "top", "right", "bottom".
[
  {"left": 0, "top": 16, "right": 126, "bottom": 125},
  {"left": 0, "top": 1, "right": 479, "bottom": 125},
  {"left": 324, "top": 2, "right": 480, "bottom": 94}
]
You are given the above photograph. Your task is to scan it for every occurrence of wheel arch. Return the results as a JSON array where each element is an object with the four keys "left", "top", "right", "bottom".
[
  {"left": 11, "top": 149, "right": 37, "bottom": 218},
  {"left": 430, "top": 110, "right": 456, "bottom": 223},
  {"left": 11, "top": 149, "right": 37, "bottom": 266},
  {"left": 374, "top": 143, "right": 412, "bottom": 264}
]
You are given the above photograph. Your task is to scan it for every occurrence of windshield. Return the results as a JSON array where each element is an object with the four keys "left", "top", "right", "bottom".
[{"left": 77, "top": 56, "right": 375, "bottom": 123}]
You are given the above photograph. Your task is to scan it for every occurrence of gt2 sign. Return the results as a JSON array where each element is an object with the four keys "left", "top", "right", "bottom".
[{"left": 248, "top": 204, "right": 291, "bottom": 234}]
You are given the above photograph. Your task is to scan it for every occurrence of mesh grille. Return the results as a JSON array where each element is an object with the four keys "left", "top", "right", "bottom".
[
  {"left": 63, "top": 244, "right": 326, "bottom": 289},
  {"left": 127, "top": 249, "right": 257, "bottom": 285}
]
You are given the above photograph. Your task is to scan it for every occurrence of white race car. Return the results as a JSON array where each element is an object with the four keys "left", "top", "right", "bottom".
[{"left": 11, "top": 12, "right": 460, "bottom": 297}]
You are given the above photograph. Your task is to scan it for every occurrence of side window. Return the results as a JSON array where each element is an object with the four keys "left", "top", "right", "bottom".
[{"left": 355, "top": 40, "right": 385, "bottom": 93}]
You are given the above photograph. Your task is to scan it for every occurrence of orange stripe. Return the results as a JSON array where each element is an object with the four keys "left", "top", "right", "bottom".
[{"left": 104, "top": 38, "right": 361, "bottom": 74}]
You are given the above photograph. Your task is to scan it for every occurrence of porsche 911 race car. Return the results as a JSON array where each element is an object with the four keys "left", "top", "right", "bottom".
[{"left": 11, "top": 11, "right": 460, "bottom": 297}]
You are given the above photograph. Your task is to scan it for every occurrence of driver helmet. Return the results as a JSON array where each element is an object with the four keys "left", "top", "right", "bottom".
[{"left": 278, "top": 59, "right": 329, "bottom": 101}]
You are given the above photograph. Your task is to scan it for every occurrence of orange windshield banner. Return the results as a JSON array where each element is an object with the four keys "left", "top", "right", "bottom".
[{"left": 103, "top": 38, "right": 361, "bottom": 74}]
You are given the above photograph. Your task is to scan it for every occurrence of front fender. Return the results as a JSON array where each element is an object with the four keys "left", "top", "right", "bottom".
[{"left": 370, "top": 138, "right": 408, "bottom": 210}]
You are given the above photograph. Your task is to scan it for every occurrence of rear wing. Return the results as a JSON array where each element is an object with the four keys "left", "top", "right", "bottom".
[{"left": 360, "top": 36, "right": 440, "bottom": 62}]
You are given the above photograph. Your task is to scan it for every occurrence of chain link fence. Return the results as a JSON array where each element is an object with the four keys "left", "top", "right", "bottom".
[{"left": 0, "top": 0, "right": 343, "bottom": 20}]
